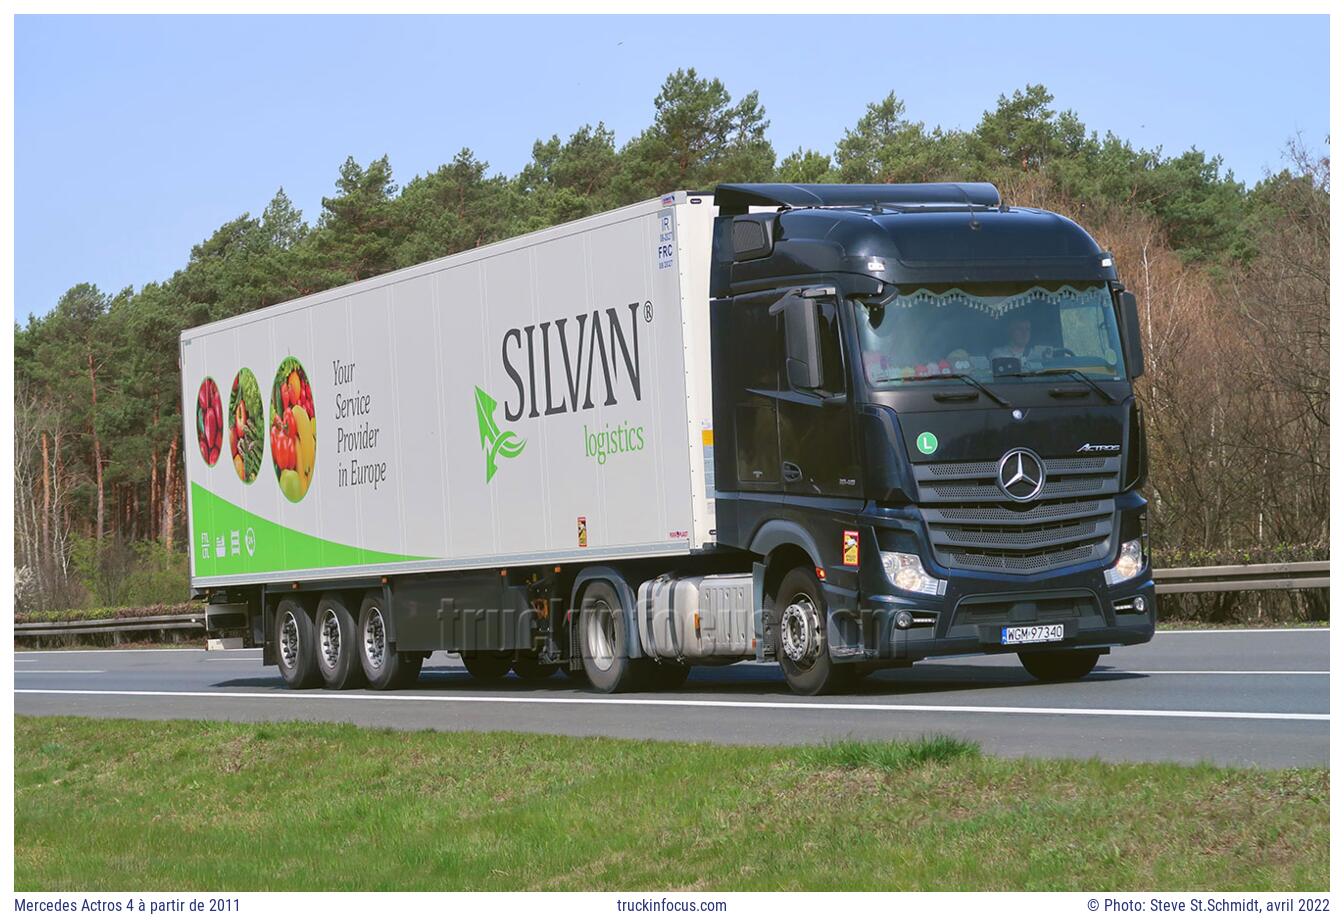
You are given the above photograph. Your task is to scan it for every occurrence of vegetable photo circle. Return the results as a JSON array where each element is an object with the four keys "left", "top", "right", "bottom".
[
  {"left": 228, "top": 369, "right": 265, "bottom": 483},
  {"left": 270, "top": 357, "right": 316, "bottom": 502},
  {"left": 195, "top": 377, "right": 223, "bottom": 467}
]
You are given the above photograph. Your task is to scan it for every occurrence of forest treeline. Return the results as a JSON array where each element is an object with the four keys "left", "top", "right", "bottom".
[{"left": 13, "top": 70, "right": 1329, "bottom": 615}]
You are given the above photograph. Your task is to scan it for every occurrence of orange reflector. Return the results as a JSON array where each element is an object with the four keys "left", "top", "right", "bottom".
[
  {"left": 815, "top": 567, "right": 826, "bottom": 581},
  {"left": 291, "top": 582, "right": 299, "bottom": 590},
  {"left": 380, "top": 576, "right": 388, "bottom": 585},
  {"left": 693, "top": 612, "right": 701, "bottom": 632},
  {"left": 554, "top": 566, "right": 562, "bottom": 573},
  {"left": 500, "top": 569, "right": 507, "bottom": 576}
]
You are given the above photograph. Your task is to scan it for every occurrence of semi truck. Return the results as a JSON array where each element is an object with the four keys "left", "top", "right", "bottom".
[{"left": 181, "top": 182, "right": 1155, "bottom": 695}]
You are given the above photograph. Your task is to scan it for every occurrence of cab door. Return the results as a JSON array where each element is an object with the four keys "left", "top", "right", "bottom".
[{"left": 774, "top": 292, "right": 860, "bottom": 497}]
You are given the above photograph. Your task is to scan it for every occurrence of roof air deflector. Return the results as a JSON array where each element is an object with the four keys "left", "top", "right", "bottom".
[{"left": 713, "top": 182, "right": 1001, "bottom": 215}]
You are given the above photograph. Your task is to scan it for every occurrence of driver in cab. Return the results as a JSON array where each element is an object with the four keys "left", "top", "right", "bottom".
[{"left": 991, "top": 315, "right": 1057, "bottom": 364}]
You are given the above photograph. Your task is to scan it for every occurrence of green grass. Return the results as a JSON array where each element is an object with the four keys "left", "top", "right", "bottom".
[{"left": 14, "top": 716, "right": 1328, "bottom": 891}]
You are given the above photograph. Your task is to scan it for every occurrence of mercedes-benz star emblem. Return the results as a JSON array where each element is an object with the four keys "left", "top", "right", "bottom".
[{"left": 997, "top": 448, "right": 1046, "bottom": 502}]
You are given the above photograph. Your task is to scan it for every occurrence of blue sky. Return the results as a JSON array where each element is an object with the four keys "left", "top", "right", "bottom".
[{"left": 15, "top": 14, "right": 1329, "bottom": 322}]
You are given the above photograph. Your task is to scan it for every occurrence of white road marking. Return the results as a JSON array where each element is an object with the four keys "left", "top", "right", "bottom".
[
  {"left": 1104, "top": 669, "right": 1330, "bottom": 676},
  {"left": 1156, "top": 627, "right": 1330, "bottom": 634},
  {"left": 10, "top": 648, "right": 216, "bottom": 654},
  {"left": 15, "top": 670, "right": 107, "bottom": 674},
  {"left": 14, "top": 688, "right": 1328, "bottom": 722}
]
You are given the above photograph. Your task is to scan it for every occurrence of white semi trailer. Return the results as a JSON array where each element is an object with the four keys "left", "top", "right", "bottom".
[{"left": 183, "top": 183, "right": 1156, "bottom": 695}]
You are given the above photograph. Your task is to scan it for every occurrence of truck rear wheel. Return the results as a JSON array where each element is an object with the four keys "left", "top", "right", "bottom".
[
  {"left": 275, "top": 597, "right": 320, "bottom": 689},
  {"left": 357, "top": 594, "right": 414, "bottom": 691},
  {"left": 578, "top": 580, "right": 645, "bottom": 693},
  {"left": 315, "top": 594, "right": 363, "bottom": 690},
  {"left": 775, "top": 567, "right": 855, "bottom": 696},
  {"left": 1018, "top": 649, "right": 1101, "bottom": 682}
]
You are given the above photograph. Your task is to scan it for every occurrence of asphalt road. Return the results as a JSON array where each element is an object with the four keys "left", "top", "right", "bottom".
[{"left": 14, "top": 628, "right": 1329, "bottom": 768}]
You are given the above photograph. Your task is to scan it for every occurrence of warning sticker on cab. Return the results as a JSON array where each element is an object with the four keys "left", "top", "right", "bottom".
[{"left": 842, "top": 530, "right": 860, "bottom": 567}]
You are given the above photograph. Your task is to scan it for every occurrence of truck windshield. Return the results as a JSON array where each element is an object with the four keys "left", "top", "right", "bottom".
[{"left": 855, "top": 282, "right": 1127, "bottom": 388}]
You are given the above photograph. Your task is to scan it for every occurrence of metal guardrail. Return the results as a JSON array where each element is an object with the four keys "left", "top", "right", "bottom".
[
  {"left": 12, "top": 562, "right": 1329, "bottom": 639},
  {"left": 1153, "top": 561, "right": 1329, "bottom": 595},
  {"left": 14, "top": 612, "right": 205, "bottom": 638}
]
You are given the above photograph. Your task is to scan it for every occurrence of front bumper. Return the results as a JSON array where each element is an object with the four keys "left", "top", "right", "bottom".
[{"left": 823, "top": 569, "right": 1156, "bottom": 663}]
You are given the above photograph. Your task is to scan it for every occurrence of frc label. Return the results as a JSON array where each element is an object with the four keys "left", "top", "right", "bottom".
[{"left": 656, "top": 210, "right": 675, "bottom": 270}]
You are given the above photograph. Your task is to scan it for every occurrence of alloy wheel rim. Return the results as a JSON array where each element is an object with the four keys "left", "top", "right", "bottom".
[
  {"left": 585, "top": 599, "right": 616, "bottom": 672},
  {"left": 779, "top": 594, "right": 820, "bottom": 667},
  {"left": 319, "top": 610, "right": 341, "bottom": 670},
  {"left": 364, "top": 607, "right": 386, "bottom": 671},
  {"left": 280, "top": 611, "right": 300, "bottom": 670}
]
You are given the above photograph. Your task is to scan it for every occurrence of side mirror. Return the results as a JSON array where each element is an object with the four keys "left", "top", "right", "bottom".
[
  {"left": 1119, "top": 291, "right": 1145, "bottom": 379},
  {"left": 770, "top": 293, "right": 822, "bottom": 390}
]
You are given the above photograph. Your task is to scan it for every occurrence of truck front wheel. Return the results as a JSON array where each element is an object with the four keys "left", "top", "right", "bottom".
[
  {"left": 357, "top": 594, "right": 416, "bottom": 690},
  {"left": 315, "top": 594, "right": 363, "bottom": 690},
  {"left": 275, "top": 597, "right": 320, "bottom": 689},
  {"left": 578, "top": 580, "right": 644, "bottom": 693},
  {"left": 1018, "top": 649, "right": 1101, "bottom": 682},
  {"left": 775, "top": 567, "right": 855, "bottom": 696}
]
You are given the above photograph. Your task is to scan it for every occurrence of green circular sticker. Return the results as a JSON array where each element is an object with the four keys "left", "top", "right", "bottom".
[{"left": 916, "top": 431, "right": 939, "bottom": 455}]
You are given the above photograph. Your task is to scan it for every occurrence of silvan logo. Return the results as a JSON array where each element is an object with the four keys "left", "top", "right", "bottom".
[
  {"left": 474, "top": 387, "right": 526, "bottom": 483},
  {"left": 501, "top": 303, "right": 644, "bottom": 422},
  {"left": 1077, "top": 442, "right": 1120, "bottom": 453}
]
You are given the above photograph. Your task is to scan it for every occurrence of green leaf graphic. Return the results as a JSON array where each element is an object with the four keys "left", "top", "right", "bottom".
[{"left": 475, "top": 386, "right": 525, "bottom": 482}]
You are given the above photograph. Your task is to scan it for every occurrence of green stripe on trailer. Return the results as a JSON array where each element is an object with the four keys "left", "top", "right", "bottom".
[{"left": 190, "top": 481, "right": 424, "bottom": 578}]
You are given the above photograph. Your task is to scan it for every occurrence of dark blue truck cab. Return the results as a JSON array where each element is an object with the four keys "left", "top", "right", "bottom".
[{"left": 708, "top": 182, "right": 1155, "bottom": 694}]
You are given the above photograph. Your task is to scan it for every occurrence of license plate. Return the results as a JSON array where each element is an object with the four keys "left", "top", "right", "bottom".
[{"left": 1001, "top": 624, "right": 1065, "bottom": 645}]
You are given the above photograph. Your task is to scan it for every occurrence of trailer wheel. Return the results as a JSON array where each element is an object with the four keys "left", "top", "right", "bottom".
[
  {"left": 1018, "top": 649, "right": 1101, "bottom": 682},
  {"left": 314, "top": 594, "right": 363, "bottom": 690},
  {"left": 275, "top": 597, "right": 320, "bottom": 689},
  {"left": 775, "top": 567, "right": 855, "bottom": 696},
  {"left": 512, "top": 653, "right": 559, "bottom": 683},
  {"left": 357, "top": 593, "right": 413, "bottom": 691},
  {"left": 578, "top": 580, "right": 644, "bottom": 693}
]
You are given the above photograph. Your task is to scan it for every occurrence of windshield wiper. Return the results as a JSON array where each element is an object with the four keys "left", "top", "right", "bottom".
[
  {"left": 997, "top": 368, "right": 1116, "bottom": 404},
  {"left": 902, "top": 372, "right": 1013, "bottom": 408}
]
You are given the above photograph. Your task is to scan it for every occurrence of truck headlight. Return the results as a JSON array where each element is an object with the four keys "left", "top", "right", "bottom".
[
  {"left": 1104, "top": 539, "right": 1144, "bottom": 586},
  {"left": 881, "top": 551, "right": 947, "bottom": 596}
]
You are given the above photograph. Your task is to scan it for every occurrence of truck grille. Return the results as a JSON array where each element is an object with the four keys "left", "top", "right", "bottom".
[{"left": 914, "top": 456, "right": 1119, "bottom": 574}]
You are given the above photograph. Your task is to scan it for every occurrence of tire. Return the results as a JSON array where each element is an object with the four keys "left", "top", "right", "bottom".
[
  {"left": 275, "top": 597, "right": 320, "bottom": 689},
  {"left": 357, "top": 593, "right": 414, "bottom": 691},
  {"left": 578, "top": 580, "right": 645, "bottom": 693},
  {"left": 512, "top": 652, "right": 560, "bottom": 683},
  {"left": 314, "top": 594, "right": 363, "bottom": 690},
  {"left": 648, "top": 660, "right": 691, "bottom": 691},
  {"left": 1018, "top": 649, "right": 1102, "bottom": 682},
  {"left": 774, "top": 567, "right": 855, "bottom": 696},
  {"left": 462, "top": 652, "right": 513, "bottom": 682}
]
